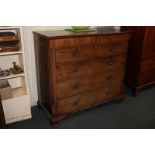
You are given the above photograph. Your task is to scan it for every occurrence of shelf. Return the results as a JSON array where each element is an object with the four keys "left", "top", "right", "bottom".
[
  {"left": 2, "top": 87, "right": 27, "bottom": 101},
  {"left": 0, "top": 73, "right": 25, "bottom": 80},
  {"left": 12, "top": 87, "right": 27, "bottom": 98},
  {"left": 0, "top": 26, "right": 21, "bottom": 30},
  {"left": 0, "top": 51, "right": 22, "bottom": 56}
]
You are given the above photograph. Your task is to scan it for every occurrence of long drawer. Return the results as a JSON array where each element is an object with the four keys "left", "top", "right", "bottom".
[
  {"left": 56, "top": 55, "right": 125, "bottom": 82},
  {"left": 49, "top": 34, "right": 129, "bottom": 49},
  {"left": 56, "top": 68, "right": 123, "bottom": 99},
  {"left": 56, "top": 86, "right": 121, "bottom": 115},
  {"left": 49, "top": 36, "right": 96, "bottom": 49},
  {"left": 55, "top": 45, "right": 127, "bottom": 64}
]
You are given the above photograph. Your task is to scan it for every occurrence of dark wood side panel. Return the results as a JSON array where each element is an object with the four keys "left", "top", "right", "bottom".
[
  {"left": 121, "top": 26, "right": 155, "bottom": 96},
  {"left": 33, "top": 34, "right": 52, "bottom": 112},
  {"left": 121, "top": 26, "right": 146, "bottom": 87},
  {"left": 142, "top": 27, "right": 155, "bottom": 54}
]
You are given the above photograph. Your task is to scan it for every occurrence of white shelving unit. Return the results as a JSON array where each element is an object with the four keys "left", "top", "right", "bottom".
[{"left": 0, "top": 26, "right": 31, "bottom": 124}]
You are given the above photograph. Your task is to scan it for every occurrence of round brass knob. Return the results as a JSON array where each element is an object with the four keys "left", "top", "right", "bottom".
[
  {"left": 72, "top": 100, "right": 80, "bottom": 106},
  {"left": 73, "top": 66, "right": 80, "bottom": 73},
  {"left": 72, "top": 83, "right": 79, "bottom": 90},
  {"left": 107, "top": 75, "right": 113, "bottom": 81},
  {"left": 73, "top": 49, "right": 80, "bottom": 57},
  {"left": 106, "top": 58, "right": 113, "bottom": 65}
]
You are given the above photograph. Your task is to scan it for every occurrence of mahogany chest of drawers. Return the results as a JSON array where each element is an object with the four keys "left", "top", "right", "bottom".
[
  {"left": 121, "top": 26, "right": 155, "bottom": 96},
  {"left": 33, "top": 28, "right": 130, "bottom": 124}
]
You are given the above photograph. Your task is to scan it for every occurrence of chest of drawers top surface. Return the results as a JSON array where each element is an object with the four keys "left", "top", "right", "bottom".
[
  {"left": 33, "top": 28, "right": 130, "bottom": 39},
  {"left": 34, "top": 29, "right": 130, "bottom": 50}
]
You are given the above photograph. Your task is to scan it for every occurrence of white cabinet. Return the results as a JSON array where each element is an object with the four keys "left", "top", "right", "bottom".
[{"left": 0, "top": 26, "right": 31, "bottom": 124}]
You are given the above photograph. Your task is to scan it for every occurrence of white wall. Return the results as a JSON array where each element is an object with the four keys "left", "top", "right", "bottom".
[{"left": 22, "top": 26, "right": 69, "bottom": 106}]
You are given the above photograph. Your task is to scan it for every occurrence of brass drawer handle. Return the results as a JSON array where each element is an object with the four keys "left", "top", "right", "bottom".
[
  {"left": 0, "top": 47, "right": 2, "bottom": 51},
  {"left": 107, "top": 75, "right": 113, "bottom": 81},
  {"left": 105, "top": 90, "right": 110, "bottom": 95},
  {"left": 106, "top": 58, "right": 113, "bottom": 65},
  {"left": 72, "top": 100, "right": 80, "bottom": 106},
  {"left": 73, "top": 49, "right": 80, "bottom": 57},
  {"left": 110, "top": 45, "right": 116, "bottom": 51},
  {"left": 110, "top": 47, "right": 116, "bottom": 53},
  {"left": 72, "top": 83, "right": 79, "bottom": 90},
  {"left": 72, "top": 66, "right": 80, "bottom": 73}
]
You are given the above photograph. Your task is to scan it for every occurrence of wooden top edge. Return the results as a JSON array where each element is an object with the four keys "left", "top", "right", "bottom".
[{"left": 33, "top": 28, "right": 131, "bottom": 39}]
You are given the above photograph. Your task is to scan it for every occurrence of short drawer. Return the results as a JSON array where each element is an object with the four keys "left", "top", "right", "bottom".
[
  {"left": 56, "top": 68, "right": 123, "bottom": 99},
  {"left": 55, "top": 46, "right": 96, "bottom": 63},
  {"left": 96, "top": 44, "right": 128, "bottom": 58},
  {"left": 96, "top": 34, "right": 130, "bottom": 46},
  {"left": 56, "top": 55, "right": 126, "bottom": 82},
  {"left": 49, "top": 36, "right": 96, "bottom": 49},
  {"left": 56, "top": 86, "right": 121, "bottom": 115}
]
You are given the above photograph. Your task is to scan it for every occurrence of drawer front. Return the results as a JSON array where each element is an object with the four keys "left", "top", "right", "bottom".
[
  {"left": 96, "top": 34, "right": 129, "bottom": 46},
  {"left": 55, "top": 45, "right": 127, "bottom": 64},
  {"left": 139, "top": 70, "right": 155, "bottom": 85},
  {"left": 55, "top": 46, "right": 96, "bottom": 63},
  {"left": 49, "top": 36, "right": 96, "bottom": 49},
  {"left": 56, "top": 68, "right": 123, "bottom": 99},
  {"left": 56, "top": 86, "right": 121, "bottom": 115},
  {"left": 96, "top": 45, "right": 128, "bottom": 58},
  {"left": 56, "top": 55, "right": 125, "bottom": 82}
]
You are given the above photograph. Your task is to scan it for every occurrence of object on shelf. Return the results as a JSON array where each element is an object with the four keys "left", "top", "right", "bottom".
[
  {"left": 0, "top": 41, "right": 19, "bottom": 52},
  {"left": 0, "top": 32, "right": 18, "bottom": 42},
  {"left": 0, "top": 68, "right": 11, "bottom": 78},
  {"left": 9, "top": 62, "right": 23, "bottom": 74},
  {"left": 0, "top": 32, "right": 15, "bottom": 36},
  {"left": 0, "top": 32, "right": 19, "bottom": 52},
  {"left": 0, "top": 79, "right": 12, "bottom": 100},
  {"left": 0, "top": 62, "right": 23, "bottom": 78},
  {"left": 0, "top": 45, "right": 19, "bottom": 52}
]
